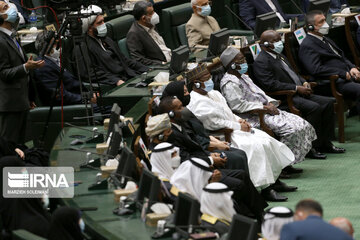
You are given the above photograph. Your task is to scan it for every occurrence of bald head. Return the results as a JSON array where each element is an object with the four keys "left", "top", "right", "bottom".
[
  {"left": 330, "top": 217, "right": 354, "bottom": 237},
  {"left": 260, "top": 30, "right": 280, "bottom": 44}
]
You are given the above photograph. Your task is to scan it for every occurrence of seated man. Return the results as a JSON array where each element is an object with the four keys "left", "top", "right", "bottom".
[
  {"left": 299, "top": 10, "right": 360, "bottom": 117},
  {"left": 76, "top": 5, "right": 149, "bottom": 87},
  {"left": 200, "top": 182, "right": 236, "bottom": 236},
  {"left": 261, "top": 206, "right": 294, "bottom": 240},
  {"left": 239, "top": 0, "right": 304, "bottom": 30},
  {"left": 186, "top": 63, "right": 297, "bottom": 201},
  {"left": 280, "top": 199, "right": 353, "bottom": 240},
  {"left": 34, "top": 32, "right": 96, "bottom": 106},
  {"left": 357, "top": 26, "right": 360, "bottom": 47},
  {"left": 159, "top": 93, "right": 249, "bottom": 172},
  {"left": 171, "top": 157, "right": 268, "bottom": 223},
  {"left": 220, "top": 47, "right": 316, "bottom": 168},
  {"left": 253, "top": 30, "right": 344, "bottom": 158},
  {"left": 127, "top": 1, "right": 171, "bottom": 65},
  {"left": 186, "top": 0, "right": 220, "bottom": 52}
]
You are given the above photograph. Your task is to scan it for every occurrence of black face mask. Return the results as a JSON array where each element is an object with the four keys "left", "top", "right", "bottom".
[{"left": 182, "top": 95, "right": 191, "bottom": 106}]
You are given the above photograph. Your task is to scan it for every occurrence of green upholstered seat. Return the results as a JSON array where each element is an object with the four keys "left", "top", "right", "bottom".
[
  {"left": 118, "top": 38, "right": 130, "bottom": 58},
  {"left": 106, "top": 14, "right": 135, "bottom": 42},
  {"left": 161, "top": 3, "right": 193, "bottom": 49},
  {"left": 176, "top": 23, "right": 188, "bottom": 46}
]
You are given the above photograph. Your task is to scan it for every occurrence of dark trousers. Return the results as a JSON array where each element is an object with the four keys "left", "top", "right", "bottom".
[
  {"left": 0, "top": 111, "right": 28, "bottom": 144},
  {"left": 214, "top": 147, "right": 249, "bottom": 174},
  {"left": 220, "top": 169, "right": 268, "bottom": 222},
  {"left": 337, "top": 79, "right": 360, "bottom": 114},
  {"left": 292, "top": 94, "right": 335, "bottom": 149}
]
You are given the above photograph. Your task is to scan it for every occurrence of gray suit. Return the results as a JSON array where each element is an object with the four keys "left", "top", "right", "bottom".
[{"left": 0, "top": 30, "right": 31, "bottom": 143}]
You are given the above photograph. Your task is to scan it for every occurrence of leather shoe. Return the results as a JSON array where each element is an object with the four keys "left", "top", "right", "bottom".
[
  {"left": 306, "top": 148, "right": 327, "bottom": 159},
  {"left": 272, "top": 180, "right": 298, "bottom": 192},
  {"left": 261, "top": 189, "right": 288, "bottom": 202},
  {"left": 321, "top": 145, "right": 346, "bottom": 154},
  {"left": 283, "top": 165, "right": 303, "bottom": 174}
]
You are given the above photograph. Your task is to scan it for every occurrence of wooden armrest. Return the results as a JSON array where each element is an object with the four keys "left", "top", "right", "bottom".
[
  {"left": 266, "top": 90, "right": 300, "bottom": 116},
  {"left": 210, "top": 128, "right": 233, "bottom": 143},
  {"left": 246, "top": 109, "right": 275, "bottom": 137},
  {"left": 329, "top": 74, "right": 343, "bottom": 99},
  {"left": 302, "top": 75, "right": 311, "bottom": 81}
]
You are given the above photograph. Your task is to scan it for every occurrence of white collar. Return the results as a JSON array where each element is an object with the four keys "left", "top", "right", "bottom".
[
  {"left": 0, "top": 27, "right": 13, "bottom": 37},
  {"left": 171, "top": 123, "right": 182, "bottom": 131},
  {"left": 308, "top": 32, "right": 323, "bottom": 41}
]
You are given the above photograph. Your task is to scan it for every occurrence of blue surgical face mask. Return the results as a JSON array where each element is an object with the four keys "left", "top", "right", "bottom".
[
  {"left": 197, "top": 5, "right": 211, "bottom": 17},
  {"left": 237, "top": 63, "right": 248, "bottom": 75},
  {"left": 1, "top": 6, "right": 18, "bottom": 24},
  {"left": 203, "top": 78, "right": 214, "bottom": 92},
  {"left": 273, "top": 41, "right": 284, "bottom": 54},
  {"left": 79, "top": 218, "right": 85, "bottom": 232}
]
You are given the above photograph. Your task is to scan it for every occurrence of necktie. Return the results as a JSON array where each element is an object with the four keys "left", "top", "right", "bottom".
[{"left": 277, "top": 55, "right": 302, "bottom": 85}]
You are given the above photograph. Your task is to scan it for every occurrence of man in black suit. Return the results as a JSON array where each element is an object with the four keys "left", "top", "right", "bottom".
[
  {"left": 34, "top": 33, "right": 97, "bottom": 106},
  {"left": 253, "top": 30, "right": 345, "bottom": 158},
  {"left": 126, "top": 1, "right": 171, "bottom": 66},
  {"left": 299, "top": 10, "right": 360, "bottom": 117},
  {"left": 239, "top": 0, "right": 304, "bottom": 30},
  {"left": 75, "top": 5, "right": 148, "bottom": 87},
  {"left": 0, "top": 1, "right": 44, "bottom": 143}
]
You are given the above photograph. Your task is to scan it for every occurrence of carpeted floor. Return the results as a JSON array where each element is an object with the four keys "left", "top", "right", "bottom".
[{"left": 268, "top": 116, "right": 360, "bottom": 238}]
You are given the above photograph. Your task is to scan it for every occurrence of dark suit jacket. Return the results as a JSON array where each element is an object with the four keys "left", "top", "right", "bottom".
[
  {"left": 239, "top": 0, "right": 304, "bottom": 29},
  {"left": 298, "top": 34, "right": 355, "bottom": 79},
  {"left": 0, "top": 31, "right": 33, "bottom": 112},
  {"left": 280, "top": 215, "right": 353, "bottom": 240},
  {"left": 74, "top": 35, "right": 149, "bottom": 86},
  {"left": 34, "top": 57, "right": 82, "bottom": 106},
  {"left": 357, "top": 26, "right": 360, "bottom": 47},
  {"left": 253, "top": 50, "right": 305, "bottom": 92},
  {"left": 126, "top": 22, "right": 167, "bottom": 66}
]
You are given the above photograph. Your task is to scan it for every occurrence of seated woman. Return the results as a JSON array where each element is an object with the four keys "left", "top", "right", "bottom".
[
  {"left": 48, "top": 206, "right": 84, "bottom": 240},
  {"left": 0, "top": 156, "right": 50, "bottom": 238},
  {"left": 186, "top": 63, "right": 296, "bottom": 202},
  {"left": 200, "top": 182, "right": 236, "bottom": 236},
  {"left": 219, "top": 47, "right": 316, "bottom": 166}
]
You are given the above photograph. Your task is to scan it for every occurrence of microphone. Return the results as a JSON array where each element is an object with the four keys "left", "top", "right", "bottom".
[
  {"left": 39, "top": 31, "right": 56, "bottom": 58},
  {"left": 67, "top": 147, "right": 115, "bottom": 158},
  {"left": 72, "top": 114, "right": 111, "bottom": 120},
  {"left": 65, "top": 122, "right": 105, "bottom": 135},
  {"left": 224, "top": 5, "right": 258, "bottom": 39}
]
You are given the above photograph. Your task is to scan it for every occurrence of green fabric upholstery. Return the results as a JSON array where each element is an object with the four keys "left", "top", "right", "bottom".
[
  {"left": 12, "top": 230, "right": 46, "bottom": 240},
  {"left": 106, "top": 15, "right": 135, "bottom": 42},
  {"left": 29, "top": 105, "right": 90, "bottom": 152},
  {"left": 161, "top": 3, "right": 193, "bottom": 49},
  {"left": 176, "top": 23, "right": 188, "bottom": 46},
  {"left": 118, "top": 38, "right": 130, "bottom": 58}
]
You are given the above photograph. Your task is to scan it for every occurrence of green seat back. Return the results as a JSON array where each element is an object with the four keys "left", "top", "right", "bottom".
[
  {"left": 106, "top": 15, "right": 135, "bottom": 42},
  {"left": 30, "top": 105, "right": 90, "bottom": 152},
  {"left": 161, "top": 3, "right": 193, "bottom": 49},
  {"left": 176, "top": 23, "right": 188, "bottom": 46},
  {"left": 118, "top": 38, "right": 130, "bottom": 58},
  {"left": 12, "top": 229, "right": 46, "bottom": 240}
]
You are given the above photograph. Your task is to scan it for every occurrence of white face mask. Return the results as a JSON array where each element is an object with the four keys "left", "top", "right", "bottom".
[
  {"left": 171, "top": 149, "right": 181, "bottom": 169},
  {"left": 150, "top": 12, "right": 160, "bottom": 26},
  {"left": 318, "top": 21, "right": 329, "bottom": 35},
  {"left": 50, "top": 47, "right": 60, "bottom": 60},
  {"left": 96, "top": 23, "right": 107, "bottom": 37}
]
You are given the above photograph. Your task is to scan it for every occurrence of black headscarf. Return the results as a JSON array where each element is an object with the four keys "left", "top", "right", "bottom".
[
  {"left": 0, "top": 137, "right": 17, "bottom": 159},
  {"left": 48, "top": 206, "right": 84, "bottom": 240},
  {"left": 0, "top": 156, "right": 51, "bottom": 238},
  {"left": 162, "top": 80, "right": 191, "bottom": 106}
]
